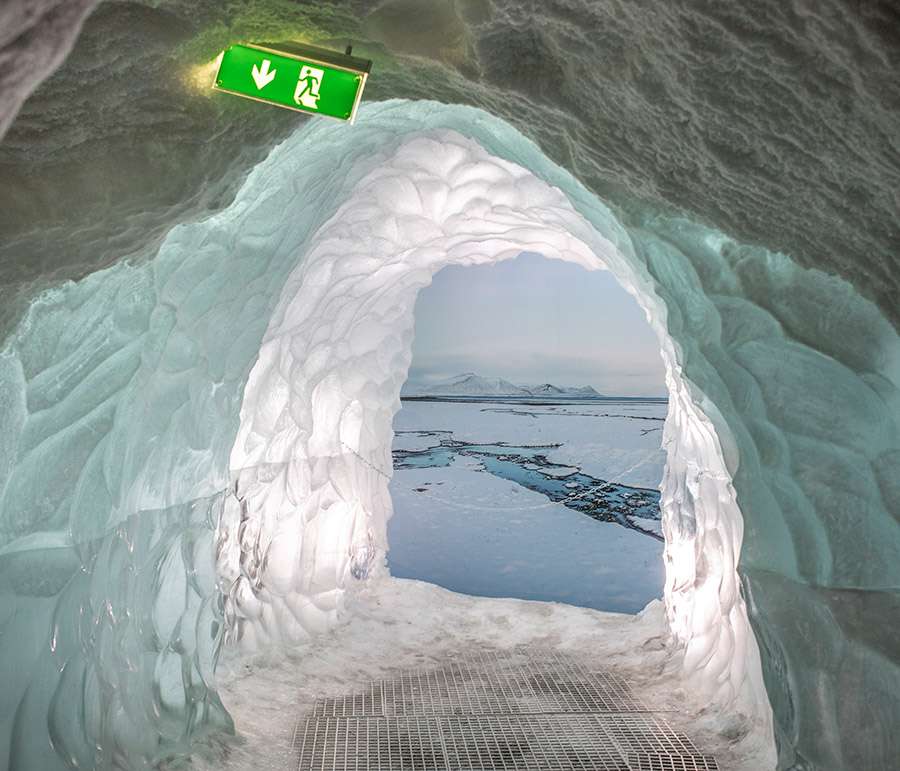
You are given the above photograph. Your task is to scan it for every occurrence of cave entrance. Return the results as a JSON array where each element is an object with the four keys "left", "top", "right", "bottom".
[
  {"left": 223, "top": 132, "right": 766, "bottom": 746},
  {"left": 388, "top": 252, "right": 669, "bottom": 614}
]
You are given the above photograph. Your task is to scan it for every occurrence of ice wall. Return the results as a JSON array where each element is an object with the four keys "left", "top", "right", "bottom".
[
  {"left": 222, "top": 130, "right": 766, "bottom": 738},
  {"left": 223, "top": 135, "right": 621, "bottom": 648},
  {"left": 1, "top": 100, "right": 898, "bottom": 770},
  {"left": 4, "top": 0, "right": 898, "bottom": 338},
  {"left": 0, "top": 491, "right": 229, "bottom": 770}
]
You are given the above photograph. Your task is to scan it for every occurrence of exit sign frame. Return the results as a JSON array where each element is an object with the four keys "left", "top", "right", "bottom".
[{"left": 213, "top": 42, "right": 372, "bottom": 123}]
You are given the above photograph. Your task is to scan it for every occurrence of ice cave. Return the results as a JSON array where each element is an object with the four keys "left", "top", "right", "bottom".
[{"left": 0, "top": 2, "right": 898, "bottom": 770}]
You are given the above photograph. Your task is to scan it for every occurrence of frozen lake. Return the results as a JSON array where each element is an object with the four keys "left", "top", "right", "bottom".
[{"left": 388, "top": 399, "right": 668, "bottom": 614}]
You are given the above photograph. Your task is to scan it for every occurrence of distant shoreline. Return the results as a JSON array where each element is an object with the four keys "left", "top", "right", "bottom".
[{"left": 400, "top": 395, "right": 668, "bottom": 405}]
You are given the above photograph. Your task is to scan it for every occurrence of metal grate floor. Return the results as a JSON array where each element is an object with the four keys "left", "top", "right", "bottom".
[{"left": 295, "top": 647, "right": 718, "bottom": 771}]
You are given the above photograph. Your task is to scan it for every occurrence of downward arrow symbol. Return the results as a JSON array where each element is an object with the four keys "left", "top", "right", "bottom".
[{"left": 251, "top": 59, "right": 277, "bottom": 89}]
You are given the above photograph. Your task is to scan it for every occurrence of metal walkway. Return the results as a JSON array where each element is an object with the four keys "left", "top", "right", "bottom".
[{"left": 293, "top": 647, "right": 718, "bottom": 771}]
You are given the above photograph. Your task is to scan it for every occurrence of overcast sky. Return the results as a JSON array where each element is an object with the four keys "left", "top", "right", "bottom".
[{"left": 406, "top": 253, "right": 667, "bottom": 397}]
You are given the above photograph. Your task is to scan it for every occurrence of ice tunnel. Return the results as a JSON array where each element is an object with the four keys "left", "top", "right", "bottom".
[{"left": 2, "top": 3, "right": 899, "bottom": 771}]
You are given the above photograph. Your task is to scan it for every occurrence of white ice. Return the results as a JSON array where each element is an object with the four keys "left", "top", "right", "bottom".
[
  {"left": 206, "top": 578, "right": 774, "bottom": 771},
  {"left": 222, "top": 117, "right": 773, "bottom": 764},
  {"left": 15, "top": 98, "right": 900, "bottom": 768}
]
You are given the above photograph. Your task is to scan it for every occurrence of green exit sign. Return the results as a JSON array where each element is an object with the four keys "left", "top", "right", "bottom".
[{"left": 213, "top": 42, "right": 371, "bottom": 123}]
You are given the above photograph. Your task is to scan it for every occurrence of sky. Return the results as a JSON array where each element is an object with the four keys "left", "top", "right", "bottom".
[{"left": 406, "top": 253, "right": 667, "bottom": 397}]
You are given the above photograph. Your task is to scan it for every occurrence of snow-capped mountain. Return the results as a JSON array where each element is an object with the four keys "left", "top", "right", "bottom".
[
  {"left": 524, "top": 382, "right": 602, "bottom": 397},
  {"left": 405, "top": 373, "right": 530, "bottom": 396},
  {"left": 404, "top": 373, "right": 604, "bottom": 397},
  {"left": 528, "top": 383, "right": 566, "bottom": 396}
]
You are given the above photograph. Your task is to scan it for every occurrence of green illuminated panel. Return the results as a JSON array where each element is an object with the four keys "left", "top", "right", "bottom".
[{"left": 213, "top": 43, "right": 368, "bottom": 122}]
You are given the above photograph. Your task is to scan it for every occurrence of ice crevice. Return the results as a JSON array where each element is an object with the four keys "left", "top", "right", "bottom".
[{"left": 0, "top": 100, "right": 898, "bottom": 770}]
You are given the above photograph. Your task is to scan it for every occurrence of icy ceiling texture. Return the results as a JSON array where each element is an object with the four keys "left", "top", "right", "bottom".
[
  {"left": 1, "top": 0, "right": 898, "bottom": 334},
  {"left": 0, "top": 2, "right": 898, "bottom": 771}
]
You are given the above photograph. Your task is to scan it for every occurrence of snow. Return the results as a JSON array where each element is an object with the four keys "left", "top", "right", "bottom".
[
  {"left": 541, "top": 464, "right": 579, "bottom": 477},
  {"left": 222, "top": 125, "right": 775, "bottom": 768},
  {"left": 203, "top": 579, "right": 774, "bottom": 771},
  {"left": 628, "top": 515, "right": 664, "bottom": 538},
  {"left": 388, "top": 455, "right": 664, "bottom": 613},
  {"left": 387, "top": 398, "right": 667, "bottom": 613},
  {"left": 393, "top": 399, "right": 667, "bottom": 489}
]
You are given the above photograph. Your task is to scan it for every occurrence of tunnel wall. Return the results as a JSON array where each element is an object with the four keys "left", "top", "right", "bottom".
[
  {"left": 222, "top": 129, "right": 766, "bottom": 732},
  {"left": 0, "top": 101, "right": 898, "bottom": 769}
]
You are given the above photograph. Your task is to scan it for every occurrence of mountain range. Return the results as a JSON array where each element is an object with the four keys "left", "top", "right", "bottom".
[{"left": 402, "top": 372, "right": 603, "bottom": 398}]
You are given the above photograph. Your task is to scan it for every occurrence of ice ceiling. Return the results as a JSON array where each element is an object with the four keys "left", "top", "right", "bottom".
[{"left": 1, "top": 2, "right": 899, "bottom": 771}]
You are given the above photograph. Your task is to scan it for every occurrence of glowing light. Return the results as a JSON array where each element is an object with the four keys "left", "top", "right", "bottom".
[
  {"left": 212, "top": 43, "right": 371, "bottom": 123},
  {"left": 183, "top": 52, "right": 224, "bottom": 94}
]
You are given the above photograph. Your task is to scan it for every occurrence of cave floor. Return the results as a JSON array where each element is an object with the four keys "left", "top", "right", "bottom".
[
  {"left": 293, "top": 645, "right": 719, "bottom": 770},
  {"left": 207, "top": 578, "right": 770, "bottom": 771}
]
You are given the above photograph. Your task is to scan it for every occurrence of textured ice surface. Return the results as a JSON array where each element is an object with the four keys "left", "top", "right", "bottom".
[
  {"left": 1, "top": 99, "right": 898, "bottom": 770},
  {"left": 223, "top": 119, "right": 777, "bottom": 762},
  {"left": 0, "top": 491, "right": 230, "bottom": 770},
  {"left": 3, "top": 0, "right": 898, "bottom": 338}
]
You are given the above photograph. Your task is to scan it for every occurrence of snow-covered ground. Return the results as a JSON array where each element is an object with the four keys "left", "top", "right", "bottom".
[
  {"left": 388, "top": 458, "right": 663, "bottom": 612},
  {"left": 206, "top": 579, "right": 771, "bottom": 771},
  {"left": 392, "top": 399, "right": 667, "bottom": 487},
  {"left": 387, "top": 399, "right": 667, "bottom": 612}
]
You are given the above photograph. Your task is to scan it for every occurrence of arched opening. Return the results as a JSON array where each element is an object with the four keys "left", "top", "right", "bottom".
[
  {"left": 30, "top": 100, "right": 900, "bottom": 771},
  {"left": 2, "top": 14, "right": 897, "bottom": 761},
  {"left": 388, "top": 252, "right": 668, "bottom": 613},
  {"left": 217, "top": 129, "right": 772, "bottom": 767}
]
